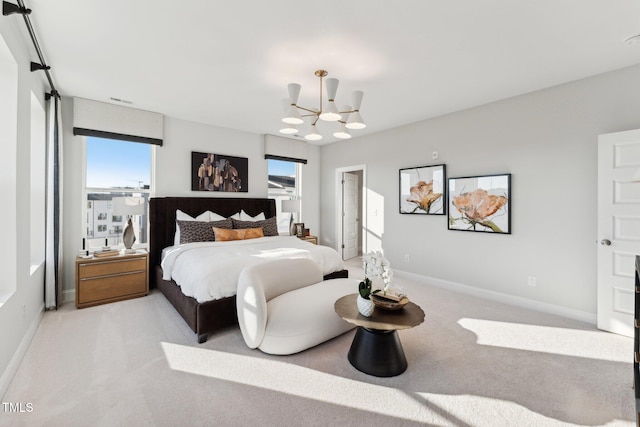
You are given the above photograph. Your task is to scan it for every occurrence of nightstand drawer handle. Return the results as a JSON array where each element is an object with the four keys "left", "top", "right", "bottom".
[
  {"left": 79, "top": 258, "right": 144, "bottom": 267},
  {"left": 80, "top": 269, "right": 145, "bottom": 281}
]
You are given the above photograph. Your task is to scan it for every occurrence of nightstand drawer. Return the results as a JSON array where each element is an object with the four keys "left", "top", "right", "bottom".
[
  {"left": 78, "top": 271, "right": 147, "bottom": 305},
  {"left": 79, "top": 258, "right": 146, "bottom": 278}
]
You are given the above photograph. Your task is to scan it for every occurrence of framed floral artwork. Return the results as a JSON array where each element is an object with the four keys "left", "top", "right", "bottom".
[
  {"left": 447, "top": 173, "right": 511, "bottom": 234},
  {"left": 399, "top": 164, "right": 446, "bottom": 215}
]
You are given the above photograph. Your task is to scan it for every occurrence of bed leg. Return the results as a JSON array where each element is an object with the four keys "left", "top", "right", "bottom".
[{"left": 197, "top": 333, "right": 208, "bottom": 344}]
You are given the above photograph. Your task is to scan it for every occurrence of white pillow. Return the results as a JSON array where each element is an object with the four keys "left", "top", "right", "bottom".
[
  {"left": 210, "top": 212, "right": 226, "bottom": 221},
  {"left": 174, "top": 210, "right": 213, "bottom": 246},
  {"left": 240, "top": 210, "right": 265, "bottom": 221},
  {"left": 176, "top": 209, "right": 210, "bottom": 221}
]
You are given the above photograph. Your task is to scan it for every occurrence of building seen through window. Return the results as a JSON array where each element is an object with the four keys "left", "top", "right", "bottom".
[
  {"left": 267, "top": 159, "right": 301, "bottom": 234},
  {"left": 85, "top": 136, "right": 152, "bottom": 249}
]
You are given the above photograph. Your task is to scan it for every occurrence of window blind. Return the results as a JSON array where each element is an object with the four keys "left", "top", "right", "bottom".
[
  {"left": 264, "top": 134, "right": 309, "bottom": 164},
  {"left": 73, "top": 97, "right": 164, "bottom": 146}
]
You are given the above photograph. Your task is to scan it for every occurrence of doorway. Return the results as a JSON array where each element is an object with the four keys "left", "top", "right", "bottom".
[{"left": 335, "top": 165, "right": 366, "bottom": 261}]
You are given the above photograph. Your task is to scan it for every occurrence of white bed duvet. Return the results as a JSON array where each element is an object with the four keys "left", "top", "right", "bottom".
[{"left": 161, "top": 236, "right": 345, "bottom": 303}]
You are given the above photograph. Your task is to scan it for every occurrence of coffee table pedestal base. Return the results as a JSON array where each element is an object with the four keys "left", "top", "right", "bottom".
[{"left": 347, "top": 326, "right": 407, "bottom": 377}]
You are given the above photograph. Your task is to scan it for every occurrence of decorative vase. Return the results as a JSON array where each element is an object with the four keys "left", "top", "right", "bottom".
[
  {"left": 123, "top": 218, "right": 136, "bottom": 252},
  {"left": 357, "top": 295, "right": 375, "bottom": 317}
]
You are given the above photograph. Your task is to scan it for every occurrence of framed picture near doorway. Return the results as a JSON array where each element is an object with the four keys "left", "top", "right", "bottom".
[{"left": 399, "top": 164, "right": 446, "bottom": 215}]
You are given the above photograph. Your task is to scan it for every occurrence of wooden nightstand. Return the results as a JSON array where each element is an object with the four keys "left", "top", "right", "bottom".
[
  {"left": 299, "top": 235, "right": 318, "bottom": 245},
  {"left": 75, "top": 250, "right": 149, "bottom": 308}
]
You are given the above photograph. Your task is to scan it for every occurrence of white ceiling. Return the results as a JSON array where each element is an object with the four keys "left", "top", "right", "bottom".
[{"left": 19, "top": 0, "right": 640, "bottom": 144}]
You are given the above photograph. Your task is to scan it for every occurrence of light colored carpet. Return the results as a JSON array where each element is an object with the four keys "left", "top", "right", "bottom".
[{"left": 1, "top": 260, "right": 634, "bottom": 427}]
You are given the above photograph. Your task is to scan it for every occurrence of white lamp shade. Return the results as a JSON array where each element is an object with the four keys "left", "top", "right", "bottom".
[
  {"left": 112, "top": 196, "right": 145, "bottom": 215},
  {"left": 319, "top": 100, "right": 341, "bottom": 122},
  {"left": 287, "top": 83, "right": 301, "bottom": 104},
  {"left": 282, "top": 105, "right": 304, "bottom": 125},
  {"left": 325, "top": 78, "right": 339, "bottom": 100},
  {"left": 346, "top": 110, "right": 366, "bottom": 130},
  {"left": 351, "top": 90, "right": 364, "bottom": 110},
  {"left": 281, "top": 98, "right": 292, "bottom": 112},
  {"left": 281, "top": 199, "right": 301, "bottom": 213},
  {"left": 320, "top": 78, "right": 341, "bottom": 121},
  {"left": 279, "top": 125, "right": 298, "bottom": 134},
  {"left": 333, "top": 123, "right": 352, "bottom": 139},
  {"left": 304, "top": 124, "right": 323, "bottom": 141}
]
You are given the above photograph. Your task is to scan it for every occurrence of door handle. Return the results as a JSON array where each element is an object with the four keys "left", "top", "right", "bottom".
[{"left": 600, "top": 239, "right": 612, "bottom": 246}]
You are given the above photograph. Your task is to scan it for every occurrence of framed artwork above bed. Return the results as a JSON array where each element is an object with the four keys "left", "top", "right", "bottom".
[{"left": 192, "top": 151, "right": 248, "bottom": 192}]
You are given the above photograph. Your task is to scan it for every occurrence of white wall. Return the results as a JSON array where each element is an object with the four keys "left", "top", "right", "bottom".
[
  {"left": 155, "top": 121, "right": 321, "bottom": 235},
  {"left": 0, "top": 18, "right": 48, "bottom": 397},
  {"left": 156, "top": 118, "right": 266, "bottom": 197},
  {"left": 320, "top": 64, "right": 640, "bottom": 321}
]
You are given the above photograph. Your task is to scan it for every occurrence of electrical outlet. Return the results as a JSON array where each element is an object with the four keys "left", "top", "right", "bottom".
[
  {"left": 403, "top": 254, "right": 410, "bottom": 263},
  {"left": 527, "top": 276, "right": 537, "bottom": 287}
]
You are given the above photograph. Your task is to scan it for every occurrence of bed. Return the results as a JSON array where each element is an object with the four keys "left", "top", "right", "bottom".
[{"left": 149, "top": 196, "right": 348, "bottom": 343}]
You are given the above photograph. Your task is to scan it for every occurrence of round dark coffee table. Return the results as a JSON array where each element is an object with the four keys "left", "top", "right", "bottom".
[{"left": 334, "top": 294, "right": 425, "bottom": 377}]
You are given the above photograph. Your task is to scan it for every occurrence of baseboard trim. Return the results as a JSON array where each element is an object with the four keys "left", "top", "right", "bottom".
[
  {"left": 395, "top": 269, "right": 597, "bottom": 325},
  {"left": 62, "top": 289, "right": 75, "bottom": 304},
  {"left": 0, "top": 303, "right": 44, "bottom": 400}
]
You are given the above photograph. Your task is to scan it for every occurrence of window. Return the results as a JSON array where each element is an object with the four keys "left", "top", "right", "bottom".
[
  {"left": 267, "top": 159, "right": 301, "bottom": 234},
  {"left": 84, "top": 136, "right": 152, "bottom": 249}
]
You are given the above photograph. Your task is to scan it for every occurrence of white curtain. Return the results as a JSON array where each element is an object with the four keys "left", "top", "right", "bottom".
[{"left": 45, "top": 95, "right": 63, "bottom": 309}]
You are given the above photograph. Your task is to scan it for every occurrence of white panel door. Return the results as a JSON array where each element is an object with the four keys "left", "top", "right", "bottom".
[
  {"left": 597, "top": 129, "right": 640, "bottom": 337},
  {"left": 342, "top": 172, "right": 359, "bottom": 260}
]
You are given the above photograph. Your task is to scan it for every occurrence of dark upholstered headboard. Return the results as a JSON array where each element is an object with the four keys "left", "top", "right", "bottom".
[{"left": 149, "top": 197, "right": 276, "bottom": 282}]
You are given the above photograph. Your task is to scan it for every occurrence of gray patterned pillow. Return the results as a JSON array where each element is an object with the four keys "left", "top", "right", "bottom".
[
  {"left": 231, "top": 217, "right": 278, "bottom": 237},
  {"left": 177, "top": 219, "right": 233, "bottom": 244}
]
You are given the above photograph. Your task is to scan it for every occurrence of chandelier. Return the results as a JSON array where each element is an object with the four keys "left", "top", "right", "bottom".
[{"left": 279, "top": 70, "right": 366, "bottom": 141}]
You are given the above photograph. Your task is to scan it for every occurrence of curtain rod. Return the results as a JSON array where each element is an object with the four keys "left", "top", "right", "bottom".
[{"left": 5, "top": 0, "right": 59, "bottom": 99}]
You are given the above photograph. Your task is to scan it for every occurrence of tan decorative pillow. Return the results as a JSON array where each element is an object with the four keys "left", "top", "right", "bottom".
[{"left": 213, "top": 227, "right": 264, "bottom": 242}]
